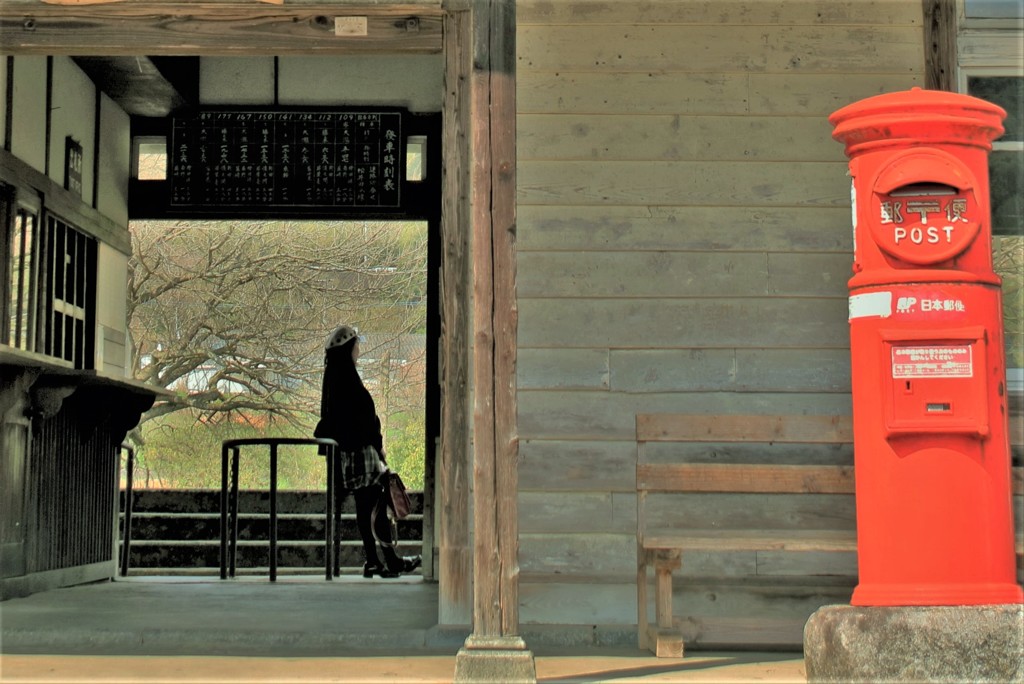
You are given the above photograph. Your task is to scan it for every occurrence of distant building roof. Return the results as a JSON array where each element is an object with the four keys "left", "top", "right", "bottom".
[{"left": 359, "top": 333, "right": 425, "bottom": 364}]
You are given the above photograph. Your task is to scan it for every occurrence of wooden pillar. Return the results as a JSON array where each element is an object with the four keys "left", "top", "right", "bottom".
[
  {"left": 438, "top": 7, "right": 472, "bottom": 627},
  {"left": 923, "top": 0, "right": 957, "bottom": 91},
  {"left": 454, "top": 0, "right": 534, "bottom": 680}
]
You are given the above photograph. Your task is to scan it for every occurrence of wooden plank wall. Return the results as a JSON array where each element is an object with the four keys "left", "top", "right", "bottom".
[
  {"left": 514, "top": 0, "right": 924, "bottom": 645},
  {"left": 30, "top": 397, "right": 117, "bottom": 574}
]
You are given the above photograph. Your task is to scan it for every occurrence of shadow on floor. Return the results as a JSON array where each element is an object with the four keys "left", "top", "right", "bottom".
[{"left": 1, "top": 574, "right": 464, "bottom": 656}]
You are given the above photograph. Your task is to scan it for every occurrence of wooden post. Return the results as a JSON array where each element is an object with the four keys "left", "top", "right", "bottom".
[
  {"left": 923, "top": 0, "right": 957, "bottom": 91},
  {"left": 489, "top": 0, "right": 519, "bottom": 639},
  {"left": 438, "top": 6, "right": 472, "bottom": 627},
  {"left": 454, "top": 0, "right": 534, "bottom": 680}
]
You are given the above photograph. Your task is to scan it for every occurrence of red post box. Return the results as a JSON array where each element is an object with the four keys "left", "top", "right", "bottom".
[{"left": 830, "top": 88, "right": 1023, "bottom": 606}]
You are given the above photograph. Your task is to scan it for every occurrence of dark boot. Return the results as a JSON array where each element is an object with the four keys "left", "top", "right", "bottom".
[
  {"left": 363, "top": 560, "right": 399, "bottom": 578},
  {"left": 380, "top": 545, "right": 422, "bottom": 575}
]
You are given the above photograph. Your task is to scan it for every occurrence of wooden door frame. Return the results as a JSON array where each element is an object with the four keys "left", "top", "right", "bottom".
[{"left": 0, "top": 0, "right": 521, "bottom": 640}]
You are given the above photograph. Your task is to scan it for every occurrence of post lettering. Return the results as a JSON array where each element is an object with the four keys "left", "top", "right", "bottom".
[{"left": 893, "top": 225, "right": 955, "bottom": 245}]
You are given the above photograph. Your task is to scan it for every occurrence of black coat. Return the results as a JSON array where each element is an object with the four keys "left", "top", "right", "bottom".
[{"left": 314, "top": 349, "right": 384, "bottom": 455}]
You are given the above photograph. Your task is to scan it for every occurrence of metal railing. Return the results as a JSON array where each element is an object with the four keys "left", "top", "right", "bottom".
[
  {"left": 119, "top": 443, "right": 135, "bottom": 577},
  {"left": 219, "top": 437, "right": 339, "bottom": 582}
]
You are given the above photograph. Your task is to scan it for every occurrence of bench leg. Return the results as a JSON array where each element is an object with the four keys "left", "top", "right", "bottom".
[
  {"left": 637, "top": 555, "right": 649, "bottom": 650},
  {"left": 656, "top": 565, "right": 673, "bottom": 630},
  {"left": 649, "top": 552, "right": 683, "bottom": 658}
]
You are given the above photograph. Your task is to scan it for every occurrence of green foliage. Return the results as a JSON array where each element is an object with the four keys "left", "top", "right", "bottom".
[
  {"left": 385, "top": 414, "right": 426, "bottom": 489},
  {"left": 133, "top": 410, "right": 326, "bottom": 490},
  {"left": 131, "top": 407, "right": 425, "bottom": 491}
]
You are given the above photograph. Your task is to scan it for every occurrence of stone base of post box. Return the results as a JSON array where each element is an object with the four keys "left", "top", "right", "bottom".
[{"left": 804, "top": 604, "right": 1024, "bottom": 683}]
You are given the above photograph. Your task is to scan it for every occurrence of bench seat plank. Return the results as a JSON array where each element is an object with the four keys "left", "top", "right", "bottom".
[{"left": 646, "top": 531, "right": 1022, "bottom": 557}]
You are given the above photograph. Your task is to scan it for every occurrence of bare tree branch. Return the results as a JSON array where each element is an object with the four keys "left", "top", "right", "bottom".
[{"left": 128, "top": 219, "right": 428, "bottom": 434}]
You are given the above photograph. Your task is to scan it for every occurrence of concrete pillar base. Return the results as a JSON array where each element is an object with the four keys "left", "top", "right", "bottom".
[
  {"left": 804, "top": 603, "right": 1024, "bottom": 683},
  {"left": 454, "top": 635, "right": 537, "bottom": 684}
]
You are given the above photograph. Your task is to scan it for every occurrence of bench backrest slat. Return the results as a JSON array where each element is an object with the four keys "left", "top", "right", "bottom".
[
  {"left": 637, "top": 463, "right": 855, "bottom": 494},
  {"left": 636, "top": 414, "right": 853, "bottom": 444},
  {"left": 636, "top": 414, "right": 1023, "bottom": 495}
]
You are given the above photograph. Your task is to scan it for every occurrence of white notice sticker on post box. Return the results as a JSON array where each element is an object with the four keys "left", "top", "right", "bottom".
[{"left": 891, "top": 345, "right": 973, "bottom": 378}]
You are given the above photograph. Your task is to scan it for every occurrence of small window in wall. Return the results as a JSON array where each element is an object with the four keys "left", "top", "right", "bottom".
[
  {"left": 965, "top": 73, "right": 1023, "bottom": 373},
  {"left": 406, "top": 135, "right": 427, "bottom": 182},
  {"left": 134, "top": 137, "right": 168, "bottom": 181},
  {"left": 968, "top": 76, "right": 1024, "bottom": 233},
  {"left": 42, "top": 216, "right": 96, "bottom": 369}
]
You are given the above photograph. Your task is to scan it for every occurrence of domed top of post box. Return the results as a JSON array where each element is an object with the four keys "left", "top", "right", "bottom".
[{"left": 830, "top": 87, "right": 1006, "bottom": 157}]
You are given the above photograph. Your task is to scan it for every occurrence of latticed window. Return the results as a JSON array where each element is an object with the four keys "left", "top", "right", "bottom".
[
  {"left": 41, "top": 216, "right": 96, "bottom": 369},
  {"left": 2, "top": 200, "right": 96, "bottom": 370}
]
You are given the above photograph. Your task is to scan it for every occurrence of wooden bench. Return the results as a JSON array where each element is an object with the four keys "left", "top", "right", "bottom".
[
  {"left": 636, "top": 412, "right": 1024, "bottom": 658},
  {"left": 636, "top": 413, "right": 858, "bottom": 657}
]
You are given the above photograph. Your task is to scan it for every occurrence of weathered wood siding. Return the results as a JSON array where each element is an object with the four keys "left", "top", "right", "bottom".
[{"left": 515, "top": 0, "right": 924, "bottom": 645}]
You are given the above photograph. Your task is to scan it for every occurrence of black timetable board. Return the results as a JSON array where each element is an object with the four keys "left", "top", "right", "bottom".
[{"left": 169, "top": 110, "right": 403, "bottom": 209}]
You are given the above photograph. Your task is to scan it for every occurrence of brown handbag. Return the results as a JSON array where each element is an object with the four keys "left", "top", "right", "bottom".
[
  {"left": 371, "top": 471, "right": 412, "bottom": 547},
  {"left": 385, "top": 471, "right": 412, "bottom": 520}
]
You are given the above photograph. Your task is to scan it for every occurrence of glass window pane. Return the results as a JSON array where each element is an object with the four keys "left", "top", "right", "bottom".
[
  {"left": 8, "top": 213, "right": 23, "bottom": 347},
  {"left": 965, "top": 0, "right": 1024, "bottom": 19},
  {"left": 406, "top": 136, "right": 426, "bottom": 182},
  {"left": 994, "top": 235, "right": 1024, "bottom": 368},
  {"left": 8, "top": 210, "right": 35, "bottom": 351},
  {"left": 137, "top": 141, "right": 167, "bottom": 180},
  {"left": 968, "top": 76, "right": 1023, "bottom": 142},
  {"left": 989, "top": 150, "right": 1023, "bottom": 235},
  {"left": 41, "top": 216, "right": 95, "bottom": 368},
  {"left": 8, "top": 214, "right": 21, "bottom": 346}
]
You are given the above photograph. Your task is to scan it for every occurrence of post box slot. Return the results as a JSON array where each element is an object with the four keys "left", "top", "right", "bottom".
[
  {"left": 926, "top": 402, "right": 952, "bottom": 413},
  {"left": 872, "top": 152, "right": 974, "bottom": 194},
  {"left": 888, "top": 182, "right": 958, "bottom": 197}
]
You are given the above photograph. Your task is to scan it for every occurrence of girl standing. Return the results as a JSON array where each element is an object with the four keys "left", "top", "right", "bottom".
[{"left": 315, "top": 324, "right": 420, "bottom": 578}]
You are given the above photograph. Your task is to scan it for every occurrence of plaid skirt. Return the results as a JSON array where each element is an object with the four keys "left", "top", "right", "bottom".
[{"left": 337, "top": 444, "right": 387, "bottom": 491}]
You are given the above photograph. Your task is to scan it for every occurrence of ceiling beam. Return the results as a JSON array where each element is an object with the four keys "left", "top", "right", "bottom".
[
  {"left": 73, "top": 56, "right": 198, "bottom": 117},
  {"left": 0, "top": 3, "right": 443, "bottom": 55}
]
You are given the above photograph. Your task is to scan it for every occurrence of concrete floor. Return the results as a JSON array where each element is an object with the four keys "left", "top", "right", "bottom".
[{"left": 0, "top": 576, "right": 807, "bottom": 683}]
